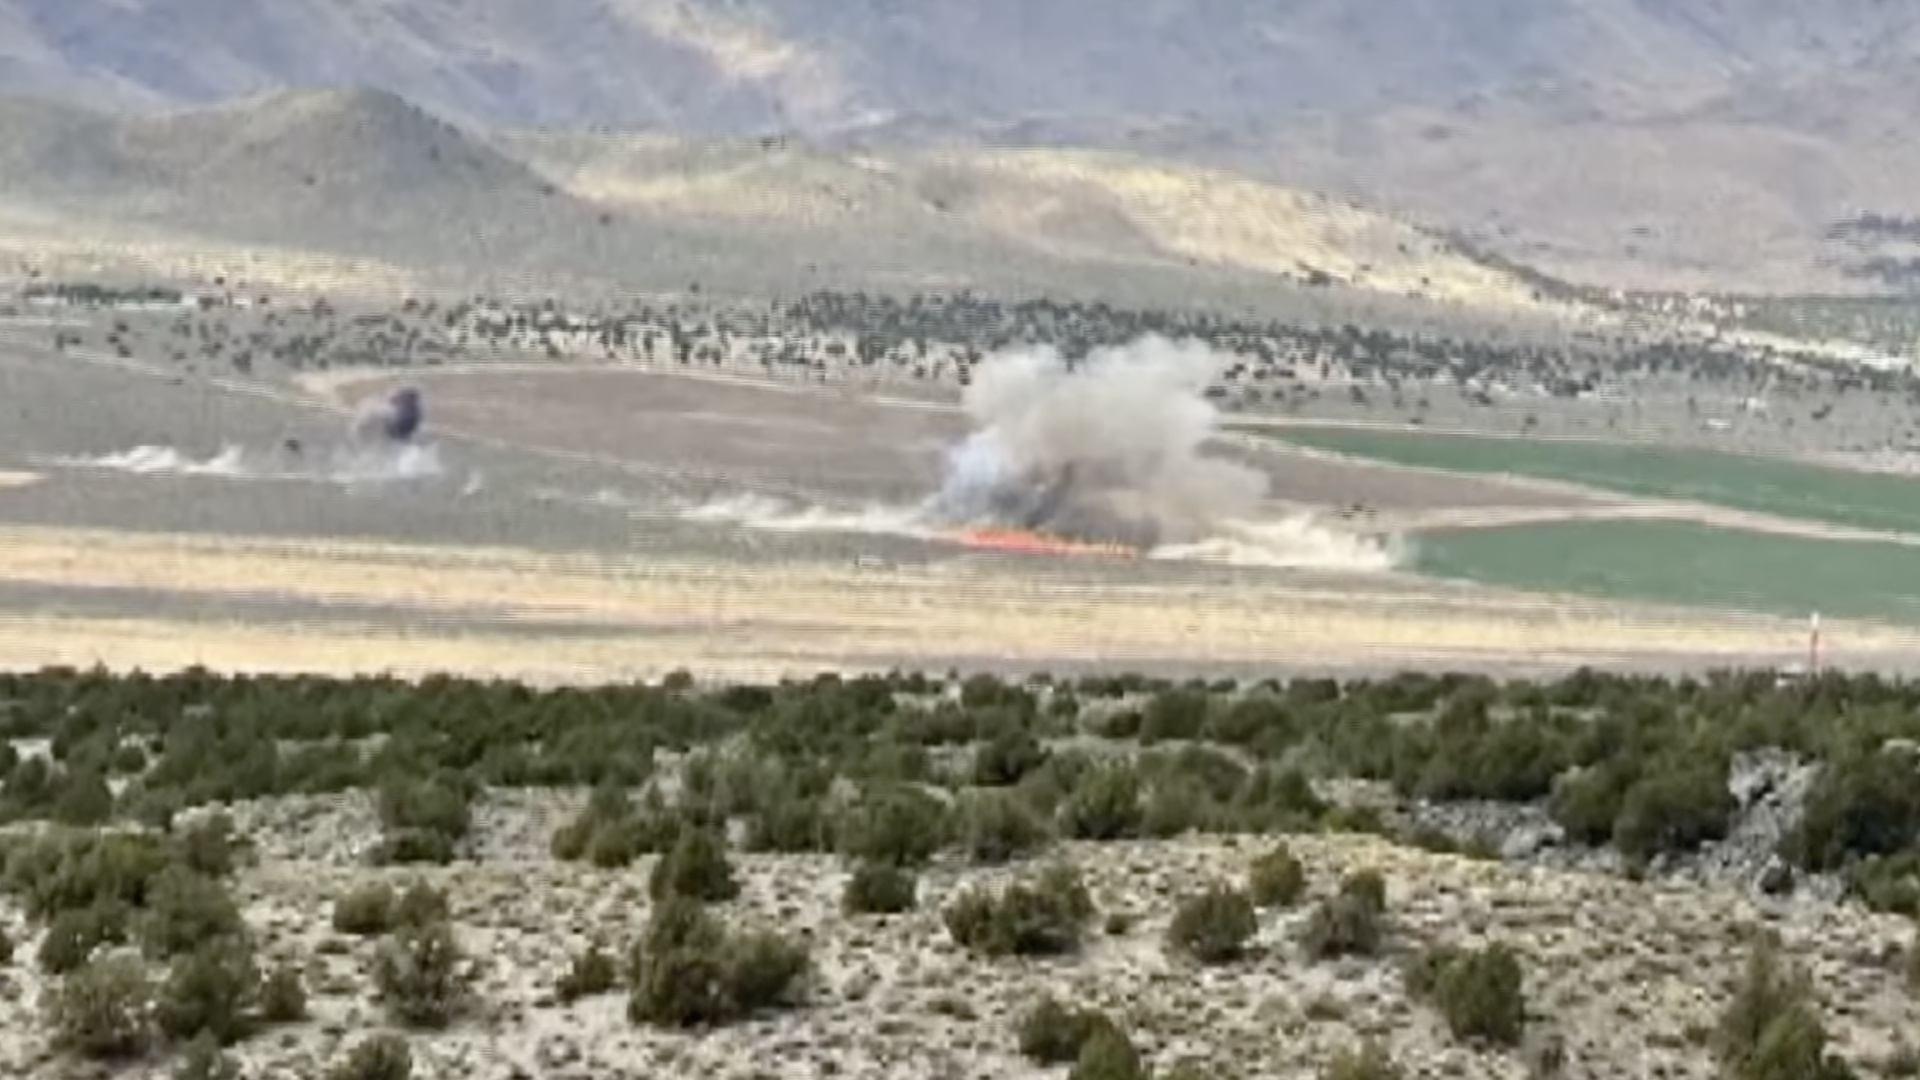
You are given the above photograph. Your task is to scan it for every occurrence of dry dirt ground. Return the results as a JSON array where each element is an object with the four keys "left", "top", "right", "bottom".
[
  {"left": 1, "top": 343, "right": 1915, "bottom": 681},
  {"left": 3, "top": 792, "right": 1914, "bottom": 1080}
]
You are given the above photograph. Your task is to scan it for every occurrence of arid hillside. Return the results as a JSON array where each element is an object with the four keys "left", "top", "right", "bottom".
[
  {"left": 8, "top": 2, "right": 1920, "bottom": 294},
  {"left": 0, "top": 89, "right": 1576, "bottom": 321}
]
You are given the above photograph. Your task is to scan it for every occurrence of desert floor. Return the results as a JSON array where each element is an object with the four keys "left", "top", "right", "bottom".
[
  {"left": 4, "top": 791, "right": 1915, "bottom": 1080},
  {"left": 0, "top": 331, "right": 1911, "bottom": 682}
]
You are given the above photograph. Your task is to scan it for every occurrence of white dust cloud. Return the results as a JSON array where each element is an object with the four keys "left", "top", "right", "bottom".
[
  {"left": 45, "top": 440, "right": 453, "bottom": 489},
  {"left": 660, "top": 336, "right": 1406, "bottom": 571}
]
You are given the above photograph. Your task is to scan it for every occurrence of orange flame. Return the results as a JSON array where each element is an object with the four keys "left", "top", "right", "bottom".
[{"left": 949, "top": 526, "right": 1141, "bottom": 559}]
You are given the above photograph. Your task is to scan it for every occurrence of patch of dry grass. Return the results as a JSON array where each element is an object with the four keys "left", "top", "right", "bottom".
[
  {"left": 937, "top": 147, "right": 1551, "bottom": 311},
  {"left": 0, "top": 524, "right": 1903, "bottom": 683}
]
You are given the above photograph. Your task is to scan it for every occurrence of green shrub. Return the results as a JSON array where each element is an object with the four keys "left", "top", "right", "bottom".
[
  {"left": 1017, "top": 997, "right": 1121, "bottom": 1064},
  {"left": 327, "top": 1033, "right": 413, "bottom": 1080},
  {"left": 374, "top": 772, "right": 473, "bottom": 863},
  {"left": 1735, "top": 1008, "right": 1861, "bottom": 1080},
  {"left": 371, "top": 919, "right": 467, "bottom": 1029},
  {"left": 1166, "top": 884, "right": 1258, "bottom": 964},
  {"left": 156, "top": 935, "right": 261, "bottom": 1045},
  {"left": 1070, "top": 1023, "right": 1149, "bottom": 1080},
  {"left": 973, "top": 727, "right": 1049, "bottom": 786},
  {"left": 1321, "top": 1040, "right": 1405, "bottom": 1080},
  {"left": 843, "top": 861, "right": 917, "bottom": 915},
  {"left": 838, "top": 785, "right": 949, "bottom": 868},
  {"left": 39, "top": 902, "right": 129, "bottom": 974},
  {"left": 625, "top": 897, "right": 811, "bottom": 1028},
  {"left": 1846, "top": 852, "right": 1920, "bottom": 916},
  {"left": 393, "top": 880, "right": 451, "bottom": 928},
  {"left": 1548, "top": 762, "right": 1634, "bottom": 846},
  {"left": 3, "top": 829, "right": 176, "bottom": 921},
  {"left": 1142, "top": 777, "right": 1214, "bottom": 838},
  {"left": 259, "top": 959, "right": 308, "bottom": 1023},
  {"left": 556, "top": 942, "right": 619, "bottom": 1003},
  {"left": 1230, "top": 765, "right": 1328, "bottom": 831},
  {"left": 1784, "top": 751, "right": 1920, "bottom": 872},
  {"left": 138, "top": 866, "right": 245, "bottom": 959},
  {"left": 45, "top": 952, "right": 156, "bottom": 1060},
  {"left": 1407, "top": 942, "right": 1526, "bottom": 1046},
  {"left": 647, "top": 827, "right": 739, "bottom": 903},
  {"left": 744, "top": 794, "right": 834, "bottom": 853},
  {"left": 1613, "top": 765, "right": 1734, "bottom": 863},
  {"left": 1248, "top": 843, "right": 1307, "bottom": 908},
  {"left": 1714, "top": 939, "right": 1858, "bottom": 1080},
  {"left": 172, "top": 1031, "right": 242, "bottom": 1080},
  {"left": 719, "top": 930, "right": 812, "bottom": 1014},
  {"left": 1302, "top": 889, "right": 1385, "bottom": 960},
  {"left": 551, "top": 786, "right": 687, "bottom": 867},
  {"left": 944, "top": 862, "right": 1095, "bottom": 957},
  {"left": 1141, "top": 688, "right": 1210, "bottom": 743},
  {"left": 332, "top": 882, "right": 397, "bottom": 936},
  {"left": 175, "top": 813, "right": 242, "bottom": 879},
  {"left": 1339, "top": 869, "right": 1387, "bottom": 913},
  {"left": 1060, "top": 764, "right": 1144, "bottom": 841},
  {"left": 626, "top": 899, "right": 730, "bottom": 1027},
  {"left": 958, "top": 790, "right": 1052, "bottom": 864}
]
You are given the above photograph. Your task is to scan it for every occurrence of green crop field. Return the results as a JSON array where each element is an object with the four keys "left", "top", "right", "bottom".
[
  {"left": 1265, "top": 426, "right": 1920, "bottom": 534},
  {"left": 1413, "top": 519, "right": 1920, "bottom": 626}
]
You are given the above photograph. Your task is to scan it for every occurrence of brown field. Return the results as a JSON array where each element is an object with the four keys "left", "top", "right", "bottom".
[
  {"left": 3, "top": 352, "right": 1905, "bottom": 682},
  {"left": 338, "top": 366, "right": 1604, "bottom": 515}
]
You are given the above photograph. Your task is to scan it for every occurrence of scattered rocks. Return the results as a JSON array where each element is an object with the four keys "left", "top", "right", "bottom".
[{"left": 8, "top": 794, "right": 1910, "bottom": 1080}]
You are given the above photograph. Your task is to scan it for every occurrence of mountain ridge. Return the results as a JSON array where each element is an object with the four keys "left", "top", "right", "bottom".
[
  {"left": 8, "top": 1, "right": 1920, "bottom": 133},
  {"left": 0, "top": 88, "right": 1568, "bottom": 323}
]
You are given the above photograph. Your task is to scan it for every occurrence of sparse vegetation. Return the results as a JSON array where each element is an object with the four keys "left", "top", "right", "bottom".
[
  {"left": 1166, "top": 884, "right": 1258, "bottom": 964},
  {"left": 0, "top": 663, "right": 1912, "bottom": 1074},
  {"left": 555, "top": 942, "right": 620, "bottom": 1004},
  {"left": 1018, "top": 997, "right": 1124, "bottom": 1065},
  {"left": 625, "top": 897, "right": 810, "bottom": 1028},
  {"left": 1249, "top": 842, "right": 1308, "bottom": 908},
  {"left": 327, "top": 1033, "right": 412, "bottom": 1080},
  {"left": 842, "top": 860, "right": 918, "bottom": 915},
  {"left": 1303, "top": 869, "right": 1390, "bottom": 960},
  {"left": 371, "top": 919, "right": 468, "bottom": 1029},
  {"left": 1406, "top": 942, "right": 1528, "bottom": 1046},
  {"left": 945, "top": 861, "right": 1097, "bottom": 957},
  {"left": 1713, "top": 937, "right": 1859, "bottom": 1080}
]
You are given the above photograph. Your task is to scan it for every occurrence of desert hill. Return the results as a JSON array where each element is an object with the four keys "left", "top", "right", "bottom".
[
  {"left": 5, "top": 0, "right": 1918, "bottom": 132},
  {"left": 9, "top": 1, "right": 1920, "bottom": 294},
  {"left": 857, "top": 64, "right": 1920, "bottom": 297},
  {"left": 0, "top": 89, "right": 1569, "bottom": 322}
]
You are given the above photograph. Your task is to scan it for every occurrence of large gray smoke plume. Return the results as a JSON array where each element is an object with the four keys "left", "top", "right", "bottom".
[{"left": 921, "top": 336, "right": 1267, "bottom": 547}]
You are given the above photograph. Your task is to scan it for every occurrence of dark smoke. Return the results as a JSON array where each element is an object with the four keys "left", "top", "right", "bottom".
[
  {"left": 349, "top": 386, "right": 424, "bottom": 446},
  {"left": 921, "top": 336, "right": 1268, "bottom": 547}
]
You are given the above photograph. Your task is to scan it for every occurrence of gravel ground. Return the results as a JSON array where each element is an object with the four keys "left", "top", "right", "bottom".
[{"left": 2, "top": 791, "right": 1912, "bottom": 1080}]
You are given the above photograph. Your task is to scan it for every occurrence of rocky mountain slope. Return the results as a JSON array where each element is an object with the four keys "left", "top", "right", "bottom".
[
  {"left": 0, "top": 87, "right": 1568, "bottom": 319},
  {"left": 5, "top": 0, "right": 1918, "bottom": 132}
]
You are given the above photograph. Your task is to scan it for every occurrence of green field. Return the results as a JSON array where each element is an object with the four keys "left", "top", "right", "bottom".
[
  {"left": 1413, "top": 519, "right": 1920, "bottom": 625},
  {"left": 1265, "top": 426, "right": 1920, "bottom": 534}
]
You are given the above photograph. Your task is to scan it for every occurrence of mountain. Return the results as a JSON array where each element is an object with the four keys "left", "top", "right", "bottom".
[
  {"left": 5, "top": 1, "right": 1919, "bottom": 133},
  {"left": 10, "top": 2, "right": 1920, "bottom": 294},
  {"left": 0, "top": 89, "right": 1566, "bottom": 324}
]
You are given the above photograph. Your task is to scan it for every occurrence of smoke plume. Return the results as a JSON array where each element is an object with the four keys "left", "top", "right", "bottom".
[
  {"left": 46, "top": 387, "right": 455, "bottom": 490},
  {"left": 920, "top": 336, "right": 1268, "bottom": 547},
  {"left": 348, "top": 386, "right": 424, "bottom": 448}
]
